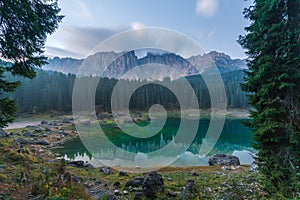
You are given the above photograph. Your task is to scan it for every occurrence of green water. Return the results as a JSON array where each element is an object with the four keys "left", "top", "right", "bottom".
[{"left": 54, "top": 118, "right": 254, "bottom": 166}]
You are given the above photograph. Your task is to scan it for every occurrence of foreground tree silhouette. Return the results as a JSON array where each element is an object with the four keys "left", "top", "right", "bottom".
[
  {"left": 0, "top": 0, "right": 63, "bottom": 127},
  {"left": 239, "top": 0, "right": 300, "bottom": 196}
]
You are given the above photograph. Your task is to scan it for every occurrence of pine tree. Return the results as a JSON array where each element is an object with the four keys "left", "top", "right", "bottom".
[
  {"left": 0, "top": 0, "right": 63, "bottom": 127},
  {"left": 239, "top": 0, "right": 300, "bottom": 196}
]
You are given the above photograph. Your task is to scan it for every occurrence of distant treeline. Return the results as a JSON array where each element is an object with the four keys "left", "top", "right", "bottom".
[{"left": 5, "top": 69, "right": 248, "bottom": 113}]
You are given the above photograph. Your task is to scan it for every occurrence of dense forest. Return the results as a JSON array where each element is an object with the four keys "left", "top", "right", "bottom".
[{"left": 4, "top": 68, "right": 248, "bottom": 113}]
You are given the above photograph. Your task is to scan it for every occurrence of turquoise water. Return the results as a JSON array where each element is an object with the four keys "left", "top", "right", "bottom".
[{"left": 54, "top": 118, "right": 254, "bottom": 166}]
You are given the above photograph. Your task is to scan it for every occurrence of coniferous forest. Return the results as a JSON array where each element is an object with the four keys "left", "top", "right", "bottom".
[{"left": 5, "top": 68, "right": 248, "bottom": 114}]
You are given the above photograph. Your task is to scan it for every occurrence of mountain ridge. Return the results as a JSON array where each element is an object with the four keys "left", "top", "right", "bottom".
[{"left": 42, "top": 51, "right": 247, "bottom": 80}]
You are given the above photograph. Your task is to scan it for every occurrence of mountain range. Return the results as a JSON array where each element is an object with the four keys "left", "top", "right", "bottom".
[{"left": 42, "top": 51, "right": 247, "bottom": 80}]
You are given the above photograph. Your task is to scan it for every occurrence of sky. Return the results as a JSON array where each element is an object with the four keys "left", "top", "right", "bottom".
[{"left": 45, "top": 0, "right": 253, "bottom": 59}]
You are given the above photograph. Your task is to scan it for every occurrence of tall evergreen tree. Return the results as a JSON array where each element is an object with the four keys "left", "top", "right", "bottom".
[
  {"left": 239, "top": 0, "right": 300, "bottom": 196},
  {"left": 0, "top": 0, "right": 63, "bottom": 127}
]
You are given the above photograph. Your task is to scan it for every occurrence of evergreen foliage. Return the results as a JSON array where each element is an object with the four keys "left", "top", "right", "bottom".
[
  {"left": 239, "top": 0, "right": 300, "bottom": 196},
  {"left": 0, "top": 0, "right": 63, "bottom": 127},
  {"left": 5, "top": 69, "right": 248, "bottom": 113}
]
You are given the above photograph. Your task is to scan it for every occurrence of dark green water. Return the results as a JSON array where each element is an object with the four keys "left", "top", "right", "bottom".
[{"left": 54, "top": 118, "right": 255, "bottom": 166}]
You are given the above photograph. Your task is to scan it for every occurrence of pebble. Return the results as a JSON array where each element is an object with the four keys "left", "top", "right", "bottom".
[
  {"left": 114, "top": 190, "right": 121, "bottom": 195},
  {"left": 123, "top": 190, "right": 129, "bottom": 195}
]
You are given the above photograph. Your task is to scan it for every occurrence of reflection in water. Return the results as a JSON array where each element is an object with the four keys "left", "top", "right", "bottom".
[{"left": 54, "top": 118, "right": 255, "bottom": 167}]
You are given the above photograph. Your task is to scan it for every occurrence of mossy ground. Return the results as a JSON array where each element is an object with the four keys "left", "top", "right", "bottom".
[{"left": 0, "top": 116, "right": 291, "bottom": 200}]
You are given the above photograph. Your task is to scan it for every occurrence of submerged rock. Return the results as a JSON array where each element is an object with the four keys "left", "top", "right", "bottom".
[{"left": 208, "top": 154, "right": 240, "bottom": 166}]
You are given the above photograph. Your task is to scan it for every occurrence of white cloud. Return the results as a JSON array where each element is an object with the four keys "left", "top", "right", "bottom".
[
  {"left": 45, "top": 25, "right": 128, "bottom": 58},
  {"left": 131, "top": 22, "right": 146, "bottom": 30},
  {"left": 195, "top": 0, "right": 219, "bottom": 17}
]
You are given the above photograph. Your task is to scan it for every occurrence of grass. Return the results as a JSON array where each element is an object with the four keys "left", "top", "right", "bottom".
[
  {"left": 0, "top": 134, "right": 287, "bottom": 199},
  {"left": 0, "top": 115, "right": 293, "bottom": 200}
]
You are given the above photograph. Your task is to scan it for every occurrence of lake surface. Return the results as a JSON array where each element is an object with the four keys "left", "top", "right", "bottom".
[{"left": 54, "top": 118, "right": 255, "bottom": 168}]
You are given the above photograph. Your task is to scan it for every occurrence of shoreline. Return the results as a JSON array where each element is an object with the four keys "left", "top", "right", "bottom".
[{"left": 0, "top": 115, "right": 268, "bottom": 199}]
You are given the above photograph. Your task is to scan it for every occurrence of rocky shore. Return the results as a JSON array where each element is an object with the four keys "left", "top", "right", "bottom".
[{"left": 0, "top": 116, "right": 269, "bottom": 200}]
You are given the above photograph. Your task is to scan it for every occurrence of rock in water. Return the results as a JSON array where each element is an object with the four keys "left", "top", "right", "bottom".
[
  {"left": 208, "top": 154, "right": 240, "bottom": 166},
  {"left": 142, "top": 171, "right": 164, "bottom": 199}
]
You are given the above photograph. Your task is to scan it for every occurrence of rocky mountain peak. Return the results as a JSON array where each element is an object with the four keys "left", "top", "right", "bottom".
[{"left": 42, "top": 51, "right": 246, "bottom": 79}]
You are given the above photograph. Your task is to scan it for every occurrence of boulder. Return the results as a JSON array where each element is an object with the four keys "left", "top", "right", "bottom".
[
  {"left": 100, "top": 166, "right": 111, "bottom": 175},
  {"left": 133, "top": 192, "right": 143, "bottom": 200},
  {"left": 119, "top": 171, "right": 128, "bottom": 176},
  {"left": 67, "top": 160, "right": 85, "bottom": 167},
  {"left": 208, "top": 154, "right": 240, "bottom": 166},
  {"left": 142, "top": 171, "right": 164, "bottom": 198},
  {"left": 34, "top": 128, "right": 42, "bottom": 133},
  {"left": 113, "top": 181, "right": 121, "bottom": 188},
  {"left": 125, "top": 176, "right": 144, "bottom": 188},
  {"left": 62, "top": 118, "right": 71, "bottom": 123},
  {"left": 44, "top": 127, "right": 51, "bottom": 132},
  {"left": 123, "top": 190, "right": 129, "bottom": 195},
  {"left": 185, "top": 179, "right": 196, "bottom": 192},
  {"left": 59, "top": 131, "right": 69, "bottom": 137},
  {"left": 15, "top": 138, "right": 28, "bottom": 145},
  {"left": 41, "top": 120, "right": 48, "bottom": 125},
  {"left": 114, "top": 190, "right": 121, "bottom": 195},
  {"left": 23, "top": 132, "right": 38, "bottom": 137},
  {"left": 248, "top": 162, "right": 258, "bottom": 173},
  {"left": 35, "top": 139, "right": 50, "bottom": 145},
  {"left": 89, "top": 190, "right": 115, "bottom": 200}
]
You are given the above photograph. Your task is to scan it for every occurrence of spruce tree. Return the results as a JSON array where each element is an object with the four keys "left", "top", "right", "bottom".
[
  {"left": 239, "top": 0, "right": 300, "bottom": 196},
  {"left": 0, "top": 0, "right": 63, "bottom": 127}
]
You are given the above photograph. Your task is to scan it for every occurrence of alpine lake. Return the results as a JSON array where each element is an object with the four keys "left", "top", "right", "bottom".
[{"left": 53, "top": 115, "right": 255, "bottom": 169}]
